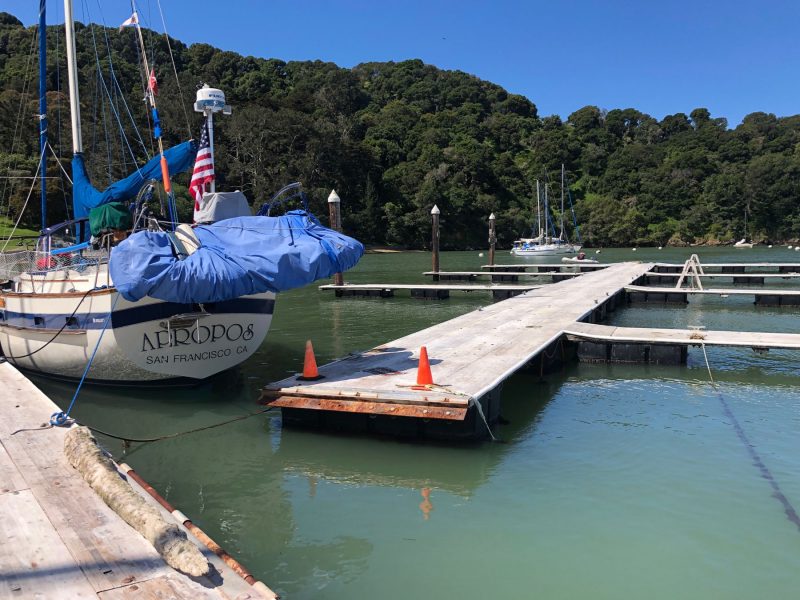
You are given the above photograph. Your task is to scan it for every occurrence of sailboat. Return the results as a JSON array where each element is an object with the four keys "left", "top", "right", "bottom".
[
  {"left": 510, "top": 165, "right": 582, "bottom": 256},
  {"left": 734, "top": 206, "right": 754, "bottom": 248},
  {"left": 0, "top": 1, "right": 363, "bottom": 384}
]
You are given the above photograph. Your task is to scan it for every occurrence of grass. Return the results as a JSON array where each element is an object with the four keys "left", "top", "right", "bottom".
[{"left": 0, "top": 217, "right": 40, "bottom": 243}]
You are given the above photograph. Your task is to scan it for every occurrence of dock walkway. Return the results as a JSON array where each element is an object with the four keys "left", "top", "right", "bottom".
[
  {"left": 319, "top": 282, "right": 540, "bottom": 299},
  {"left": 0, "top": 361, "right": 273, "bottom": 599},
  {"left": 564, "top": 321, "right": 800, "bottom": 350},
  {"left": 263, "top": 262, "right": 653, "bottom": 423}
]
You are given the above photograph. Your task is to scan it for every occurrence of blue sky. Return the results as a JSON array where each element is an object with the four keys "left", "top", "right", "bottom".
[{"left": 6, "top": 0, "right": 800, "bottom": 127}]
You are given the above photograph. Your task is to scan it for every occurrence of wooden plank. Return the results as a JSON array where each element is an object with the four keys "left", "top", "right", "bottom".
[
  {"left": 480, "top": 263, "right": 608, "bottom": 270},
  {"left": 0, "top": 489, "right": 97, "bottom": 599},
  {"left": 0, "top": 361, "right": 273, "bottom": 599},
  {"left": 645, "top": 272, "right": 800, "bottom": 279},
  {"left": 97, "top": 574, "right": 220, "bottom": 599},
  {"left": 422, "top": 271, "right": 581, "bottom": 278},
  {"left": 0, "top": 441, "right": 27, "bottom": 495},
  {"left": 319, "top": 283, "right": 539, "bottom": 292},
  {"left": 266, "top": 396, "right": 468, "bottom": 420},
  {"left": 564, "top": 322, "right": 800, "bottom": 350},
  {"left": 626, "top": 285, "right": 800, "bottom": 296}
]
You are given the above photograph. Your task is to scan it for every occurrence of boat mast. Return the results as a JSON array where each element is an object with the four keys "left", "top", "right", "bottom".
[
  {"left": 38, "top": 0, "right": 48, "bottom": 231},
  {"left": 535, "top": 180, "right": 541, "bottom": 239},
  {"left": 63, "top": 0, "right": 83, "bottom": 155}
]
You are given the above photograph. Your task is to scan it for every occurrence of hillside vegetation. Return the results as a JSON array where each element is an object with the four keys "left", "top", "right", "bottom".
[{"left": 2, "top": 12, "right": 798, "bottom": 248}]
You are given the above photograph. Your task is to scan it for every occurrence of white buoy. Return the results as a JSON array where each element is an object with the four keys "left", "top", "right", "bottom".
[
  {"left": 795, "top": 247, "right": 799, "bottom": 251},
  {"left": 632, "top": 248, "right": 637, "bottom": 252},
  {"left": 658, "top": 246, "right": 663, "bottom": 250},
  {"left": 595, "top": 250, "right": 601, "bottom": 254},
  {"left": 769, "top": 244, "right": 773, "bottom": 248},
  {"left": 478, "top": 252, "right": 484, "bottom": 257}
]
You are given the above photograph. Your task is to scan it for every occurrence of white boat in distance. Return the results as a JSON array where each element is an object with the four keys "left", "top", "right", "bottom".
[{"left": 511, "top": 165, "right": 581, "bottom": 257}]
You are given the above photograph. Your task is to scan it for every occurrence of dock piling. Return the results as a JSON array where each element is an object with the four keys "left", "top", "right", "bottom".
[
  {"left": 328, "top": 189, "right": 344, "bottom": 286},
  {"left": 488, "top": 212, "right": 496, "bottom": 266},
  {"left": 431, "top": 205, "right": 440, "bottom": 275}
]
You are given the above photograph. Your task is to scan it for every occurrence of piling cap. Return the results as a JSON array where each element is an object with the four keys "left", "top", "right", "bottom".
[
  {"left": 431, "top": 205, "right": 440, "bottom": 215},
  {"left": 489, "top": 212, "right": 496, "bottom": 221},
  {"left": 328, "top": 189, "right": 340, "bottom": 204}
]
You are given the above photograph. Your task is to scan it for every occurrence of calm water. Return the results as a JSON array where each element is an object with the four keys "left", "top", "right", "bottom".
[{"left": 34, "top": 246, "right": 800, "bottom": 599}]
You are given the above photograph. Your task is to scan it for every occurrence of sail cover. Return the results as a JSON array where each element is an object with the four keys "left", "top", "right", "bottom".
[
  {"left": 109, "top": 211, "right": 364, "bottom": 303},
  {"left": 71, "top": 140, "right": 197, "bottom": 221}
]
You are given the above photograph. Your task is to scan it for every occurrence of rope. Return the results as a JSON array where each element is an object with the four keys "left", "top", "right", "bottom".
[
  {"left": 15, "top": 407, "right": 276, "bottom": 444},
  {"left": 47, "top": 142, "right": 73, "bottom": 184},
  {"left": 50, "top": 293, "right": 121, "bottom": 427},
  {"left": 1, "top": 149, "right": 43, "bottom": 251},
  {"left": 2, "top": 288, "right": 96, "bottom": 360},
  {"left": 699, "top": 342, "right": 800, "bottom": 532},
  {"left": 87, "top": 407, "right": 276, "bottom": 444},
  {"left": 156, "top": 0, "right": 192, "bottom": 136}
]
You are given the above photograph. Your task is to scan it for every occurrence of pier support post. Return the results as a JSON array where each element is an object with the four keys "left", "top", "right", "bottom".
[
  {"left": 431, "top": 205, "right": 440, "bottom": 274},
  {"left": 488, "top": 212, "right": 496, "bottom": 266},
  {"left": 328, "top": 190, "right": 344, "bottom": 286}
]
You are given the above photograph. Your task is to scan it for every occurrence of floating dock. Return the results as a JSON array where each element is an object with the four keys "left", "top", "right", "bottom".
[
  {"left": 264, "top": 262, "right": 654, "bottom": 437},
  {"left": 318, "top": 282, "right": 540, "bottom": 299},
  {"left": 481, "top": 263, "right": 608, "bottom": 272},
  {"left": 564, "top": 321, "right": 800, "bottom": 351},
  {"left": 625, "top": 284, "right": 800, "bottom": 305},
  {"left": 0, "top": 361, "right": 275, "bottom": 599},
  {"left": 422, "top": 270, "right": 581, "bottom": 282}
]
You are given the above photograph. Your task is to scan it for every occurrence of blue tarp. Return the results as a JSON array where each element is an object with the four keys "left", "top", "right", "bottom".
[
  {"left": 71, "top": 141, "right": 197, "bottom": 221},
  {"left": 109, "top": 211, "right": 365, "bottom": 303}
]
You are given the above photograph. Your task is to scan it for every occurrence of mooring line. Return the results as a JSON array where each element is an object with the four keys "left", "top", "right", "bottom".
[{"left": 700, "top": 343, "right": 800, "bottom": 532}]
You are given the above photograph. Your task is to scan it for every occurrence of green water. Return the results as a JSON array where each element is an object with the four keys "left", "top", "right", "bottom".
[{"left": 34, "top": 247, "right": 800, "bottom": 599}]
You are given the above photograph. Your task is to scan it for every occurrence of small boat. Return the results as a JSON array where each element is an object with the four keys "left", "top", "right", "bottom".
[
  {"left": 511, "top": 165, "right": 581, "bottom": 257},
  {"left": 734, "top": 207, "right": 754, "bottom": 248},
  {"left": 561, "top": 253, "right": 599, "bottom": 264}
]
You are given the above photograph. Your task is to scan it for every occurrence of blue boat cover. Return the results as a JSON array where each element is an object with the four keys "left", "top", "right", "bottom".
[
  {"left": 109, "top": 211, "right": 364, "bottom": 303},
  {"left": 72, "top": 141, "right": 197, "bottom": 221}
]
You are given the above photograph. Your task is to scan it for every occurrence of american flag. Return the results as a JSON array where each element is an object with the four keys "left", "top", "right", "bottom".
[{"left": 190, "top": 119, "right": 214, "bottom": 210}]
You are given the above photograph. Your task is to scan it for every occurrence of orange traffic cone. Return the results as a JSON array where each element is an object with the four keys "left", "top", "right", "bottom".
[
  {"left": 415, "top": 346, "right": 434, "bottom": 386},
  {"left": 297, "top": 340, "right": 324, "bottom": 381}
]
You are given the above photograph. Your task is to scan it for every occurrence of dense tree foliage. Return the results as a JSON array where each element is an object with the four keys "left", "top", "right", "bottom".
[{"left": 1, "top": 13, "right": 798, "bottom": 248}]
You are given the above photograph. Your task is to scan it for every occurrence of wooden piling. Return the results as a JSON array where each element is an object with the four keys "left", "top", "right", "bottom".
[
  {"left": 488, "top": 212, "right": 496, "bottom": 266},
  {"left": 431, "top": 205, "right": 440, "bottom": 274},
  {"left": 328, "top": 189, "right": 344, "bottom": 286}
]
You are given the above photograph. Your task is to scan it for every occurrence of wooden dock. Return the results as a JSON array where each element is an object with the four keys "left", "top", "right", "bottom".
[
  {"left": 0, "top": 361, "right": 275, "bottom": 599},
  {"left": 481, "top": 263, "right": 608, "bottom": 272},
  {"left": 263, "top": 262, "right": 654, "bottom": 437},
  {"left": 564, "top": 321, "right": 800, "bottom": 350},
  {"left": 651, "top": 262, "right": 800, "bottom": 274},
  {"left": 625, "top": 284, "right": 800, "bottom": 305},
  {"left": 319, "top": 282, "right": 540, "bottom": 299},
  {"left": 422, "top": 270, "right": 581, "bottom": 283}
]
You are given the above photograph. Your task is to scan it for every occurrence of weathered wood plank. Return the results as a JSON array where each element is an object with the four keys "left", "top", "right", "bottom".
[
  {"left": 97, "top": 574, "right": 220, "bottom": 599},
  {"left": 0, "top": 441, "right": 27, "bottom": 495},
  {"left": 626, "top": 285, "right": 800, "bottom": 296},
  {"left": 564, "top": 322, "right": 800, "bottom": 349},
  {"left": 0, "top": 489, "right": 97, "bottom": 599},
  {"left": 0, "top": 361, "right": 272, "bottom": 599},
  {"left": 319, "top": 283, "right": 540, "bottom": 292}
]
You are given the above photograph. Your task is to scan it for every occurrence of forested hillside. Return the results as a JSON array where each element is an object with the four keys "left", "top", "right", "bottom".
[{"left": 2, "top": 12, "right": 799, "bottom": 248}]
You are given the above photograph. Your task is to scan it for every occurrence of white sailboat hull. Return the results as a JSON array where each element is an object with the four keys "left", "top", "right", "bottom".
[
  {"left": 510, "top": 243, "right": 582, "bottom": 256},
  {"left": 0, "top": 274, "right": 274, "bottom": 383}
]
